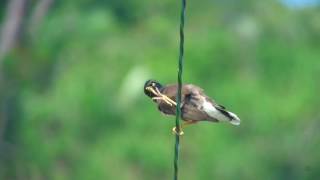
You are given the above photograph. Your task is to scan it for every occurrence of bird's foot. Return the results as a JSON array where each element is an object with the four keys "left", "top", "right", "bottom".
[{"left": 172, "top": 127, "right": 184, "bottom": 136}]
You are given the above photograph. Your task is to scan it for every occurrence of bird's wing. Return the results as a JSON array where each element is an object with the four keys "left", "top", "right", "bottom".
[
  {"left": 160, "top": 84, "right": 179, "bottom": 101},
  {"left": 160, "top": 83, "right": 240, "bottom": 124},
  {"left": 182, "top": 84, "right": 204, "bottom": 95},
  {"left": 180, "top": 84, "right": 217, "bottom": 121},
  {"left": 204, "top": 94, "right": 240, "bottom": 125},
  {"left": 180, "top": 84, "right": 226, "bottom": 111},
  {"left": 183, "top": 84, "right": 237, "bottom": 122},
  {"left": 161, "top": 84, "right": 204, "bottom": 102},
  {"left": 155, "top": 84, "right": 178, "bottom": 116},
  {"left": 205, "top": 97, "right": 226, "bottom": 110},
  {"left": 156, "top": 84, "right": 203, "bottom": 116}
]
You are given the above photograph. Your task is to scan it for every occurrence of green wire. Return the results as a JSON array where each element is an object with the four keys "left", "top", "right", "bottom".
[{"left": 174, "top": 0, "right": 186, "bottom": 180}]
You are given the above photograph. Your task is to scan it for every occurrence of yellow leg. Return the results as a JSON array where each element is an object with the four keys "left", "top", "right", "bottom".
[
  {"left": 146, "top": 87, "right": 160, "bottom": 96},
  {"left": 155, "top": 88, "right": 177, "bottom": 106},
  {"left": 152, "top": 97, "right": 173, "bottom": 106},
  {"left": 148, "top": 87, "right": 176, "bottom": 106},
  {"left": 163, "top": 96, "right": 177, "bottom": 106},
  {"left": 172, "top": 120, "right": 197, "bottom": 135}
]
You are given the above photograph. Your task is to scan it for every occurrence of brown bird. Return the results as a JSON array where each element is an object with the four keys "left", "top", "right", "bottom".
[{"left": 144, "top": 80, "right": 240, "bottom": 135}]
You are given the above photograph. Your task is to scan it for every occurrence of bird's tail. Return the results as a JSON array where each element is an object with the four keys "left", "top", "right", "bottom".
[{"left": 216, "top": 108, "right": 241, "bottom": 126}]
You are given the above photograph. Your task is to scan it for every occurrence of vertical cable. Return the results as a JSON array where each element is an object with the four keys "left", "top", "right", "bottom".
[{"left": 174, "top": 0, "right": 186, "bottom": 180}]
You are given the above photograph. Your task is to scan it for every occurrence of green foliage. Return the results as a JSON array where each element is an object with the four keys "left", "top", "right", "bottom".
[{"left": 1, "top": 0, "right": 320, "bottom": 179}]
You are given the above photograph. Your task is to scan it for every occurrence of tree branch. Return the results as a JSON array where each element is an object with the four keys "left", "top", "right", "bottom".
[{"left": 0, "top": 0, "right": 27, "bottom": 65}]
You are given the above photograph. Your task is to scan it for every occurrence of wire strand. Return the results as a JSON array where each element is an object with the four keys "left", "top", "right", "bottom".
[{"left": 174, "top": 0, "right": 186, "bottom": 180}]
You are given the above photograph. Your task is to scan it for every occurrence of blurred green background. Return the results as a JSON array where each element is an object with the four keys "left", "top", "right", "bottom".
[{"left": 0, "top": 0, "right": 320, "bottom": 179}]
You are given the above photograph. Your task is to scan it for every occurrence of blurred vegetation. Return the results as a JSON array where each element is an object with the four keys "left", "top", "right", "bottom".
[{"left": 0, "top": 0, "right": 320, "bottom": 179}]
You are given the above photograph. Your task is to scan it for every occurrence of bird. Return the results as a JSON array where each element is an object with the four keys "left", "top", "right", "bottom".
[{"left": 144, "top": 79, "right": 240, "bottom": 135}]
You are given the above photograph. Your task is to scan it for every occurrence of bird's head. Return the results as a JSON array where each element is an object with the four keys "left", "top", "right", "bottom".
[{"left": 144, "top": 79, "right": 163, "bottom": 98}]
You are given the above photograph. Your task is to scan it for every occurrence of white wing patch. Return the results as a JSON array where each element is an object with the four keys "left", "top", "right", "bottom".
[
  {"left": 202, "top": 100, "right": 230, "bottom": 122},
  {"left": 202, "top": 99, "right": 241, "bottom": 125},
  {"left": 228, "top": 112, "right": 240, "bottom": 125}
]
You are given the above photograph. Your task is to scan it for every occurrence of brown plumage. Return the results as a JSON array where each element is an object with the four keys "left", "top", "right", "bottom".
[{"left": 144, "top": 80, "right": 240, "bottom": 126}]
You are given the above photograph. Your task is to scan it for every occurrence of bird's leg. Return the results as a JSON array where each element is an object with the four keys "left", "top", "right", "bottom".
[
  {"left": 152, "top": 97, "right": 173, "bottom": 106},
  {"left": 154, "top": 87, "right": 161, "bottom": 95},
  {"left": 155, "top": 88, "right": 177, "bottom": 106},
  {"left": 147, "top": 87, "right": 173, "bottom": 105},
  {"left": 146, "top": 87, "right": 160, "bottom": 96},
  {"left": 160, "top": 96, "right": 174, "bottom": 106},
  {"left": 172, "top": 120, "right": 197, "bottom": 136},
  {"left": 152, "top": 97, "right": 165, "bottom": 100},
  {"left": 182, "top": 120, "right": 198, "bottom": 128},
  {"left": 162, "top": 96, "right": 177, "bottom": 106},
  {"left": 147, "top": 86, "right": 177, "bottom": 106},
  {"left": 151, "top": 92, "right": 173, "bottom": 106},
  {"left": 153, "top": 87, "right": 177, "bottom": 106},
  {"left": 150, "top": 87, "right": 190, "bottom": 135}
]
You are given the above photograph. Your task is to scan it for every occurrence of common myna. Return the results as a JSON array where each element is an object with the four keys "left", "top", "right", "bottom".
[{"left": 144, "top": 80, "right": 240, "bottom": 135}]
